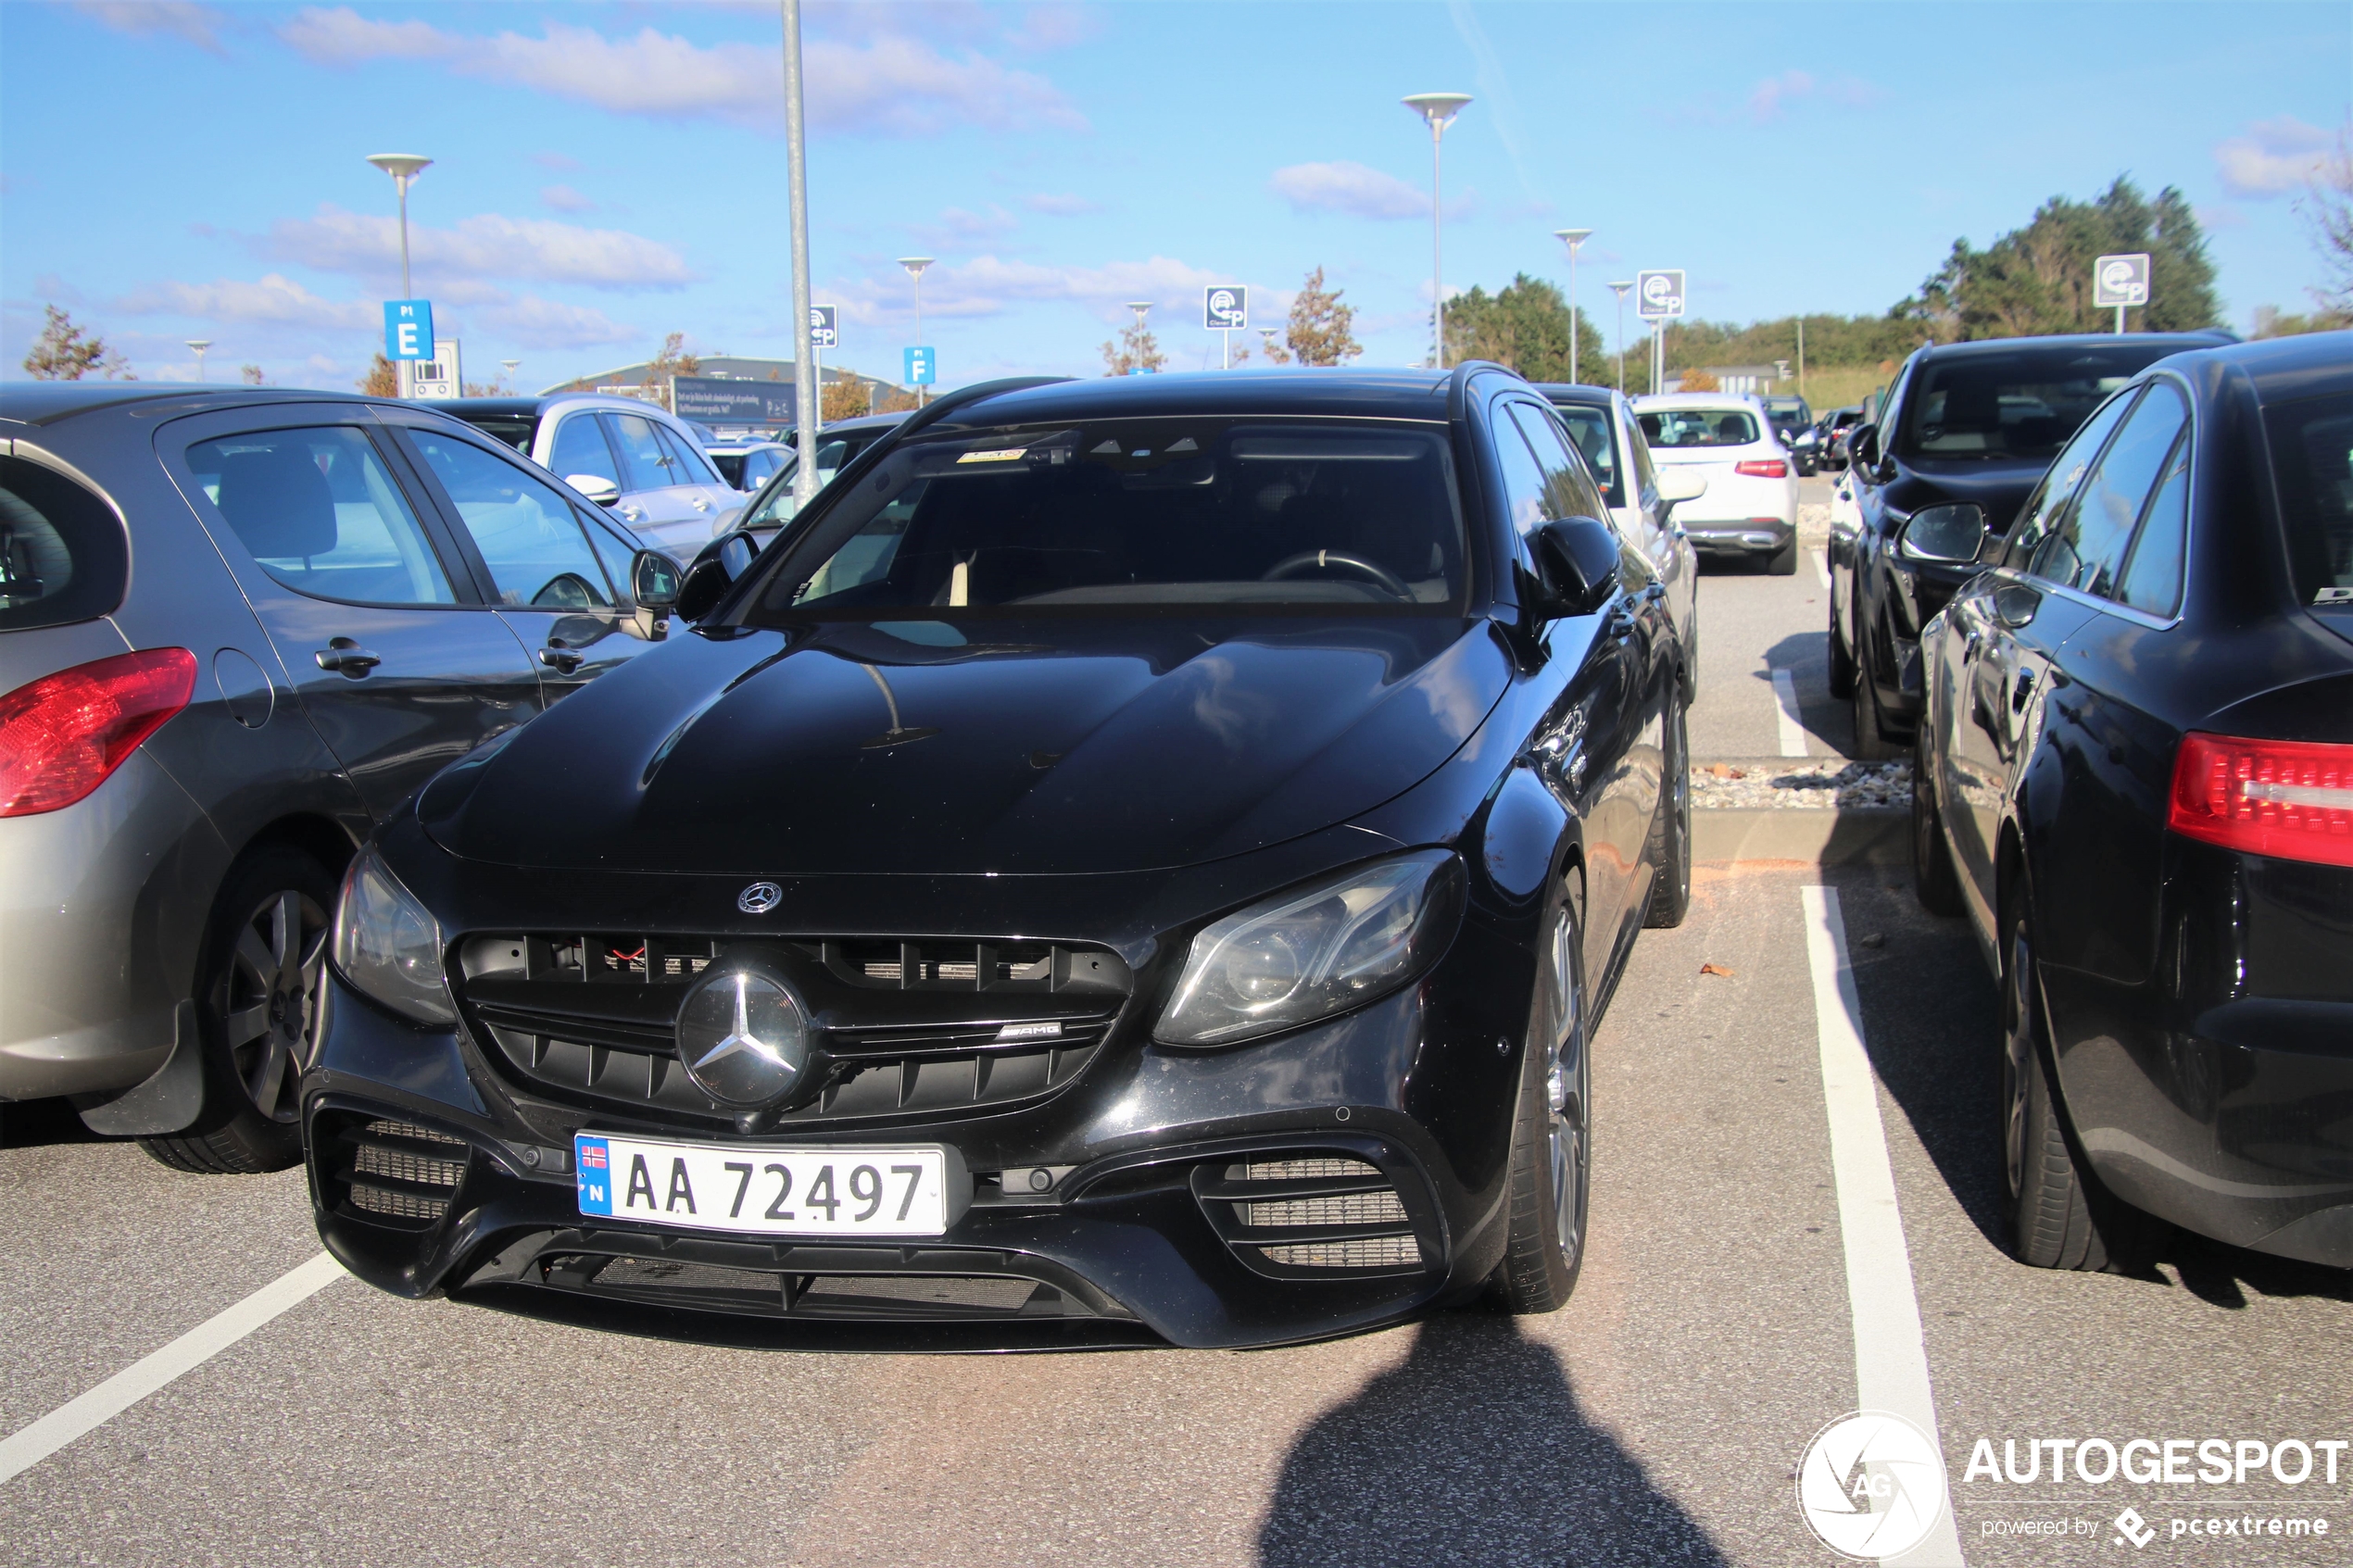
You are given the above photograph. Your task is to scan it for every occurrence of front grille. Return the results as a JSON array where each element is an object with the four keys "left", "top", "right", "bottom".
[
  {"left": 336, "top": 1119, "right": 469, "bottom": 1228},
  {"left": 1191, "top": 1154, "right": 1427, "bottom": 1276},
  {"left": 455, "top": 932, "right": 1131, "bottom": 1127}
]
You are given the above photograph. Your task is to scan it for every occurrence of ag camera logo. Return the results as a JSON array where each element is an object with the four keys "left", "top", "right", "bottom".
[{"left": 1796, "top": 1411, "right": 1951, "bottom": 1561}]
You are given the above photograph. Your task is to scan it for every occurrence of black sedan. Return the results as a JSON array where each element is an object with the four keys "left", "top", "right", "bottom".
[
  {"left": 1911, "top": 330, "right": 2353, "bottom": 1270},
  {"left": 1829, "top": 332, "right": 2233, "bottom": 758},
  {"left": 303, "top": 366, "right": 1693, "bottom": 1348}
]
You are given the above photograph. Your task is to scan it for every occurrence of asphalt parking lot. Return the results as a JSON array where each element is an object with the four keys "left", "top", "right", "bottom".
[{"left": 3, "top": 493, "right": 2347, "bottom": 1567}]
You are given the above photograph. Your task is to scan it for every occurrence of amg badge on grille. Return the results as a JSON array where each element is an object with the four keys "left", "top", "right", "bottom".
[
  {"left": 737, "top": 881, "right": 783, "bottom": 914},
  {"left": 676, "top": 968, "right": 811, "bottom": 1106}
]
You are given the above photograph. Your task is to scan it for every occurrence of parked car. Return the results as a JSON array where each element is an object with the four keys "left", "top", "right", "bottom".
[
  {"left": 429, "top": 394, "right": 744, "bottom": 558},
  {"left": 1537, "top": 382, "right": 1705, "bottom": 701},
  {"left": 1910, "top": 331, "right": 2352, "bottom": 1270},
  {"left": 1821, "top": 406, "right": 1865, "bottom": 470},
  {"left": 1762, "top": 396, "right": 1817, "bottom": 475},
  {"left": 1828, "top": 332, "right": 2234, "bottom": 757},
  {"left": 701, "top": 436, "right": 793, "bottom": 495},
  {"left": 302, "top": 363, "right": 1694, "bottom": 1347},
  {"left": 0, "top": 383, "right": 683, "bottom": 1173},
  {"left": 1630, "top": 394, "right": 1802, "bottom": 573},
  {"left": 734, "top": 412, "right": 914, "bottom": 542}
]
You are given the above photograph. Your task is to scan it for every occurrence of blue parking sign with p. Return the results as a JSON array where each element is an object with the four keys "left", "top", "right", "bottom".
[
  {"left": 384, "top": 300, "right": 434, "bottom": 361},
  {"left": 904, "top": 345, "right": 936, "bottom": 386}
]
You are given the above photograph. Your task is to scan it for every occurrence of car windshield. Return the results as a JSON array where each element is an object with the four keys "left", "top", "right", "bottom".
[
  {"left": 746, "top": 419, "right": 1466, "bottom": 620},
  {"left": 1639, "top": 408, "right": 1759, "bottom": 448},
  {"left": 1896, "top": 347, "right": 2179, "bottom": 460},
  {"left": 2265, "top": 389, "right": 2353, "bottom": 625},
  {"left": 1765, "top": 398, "right": 1811, "bottom": 425}
]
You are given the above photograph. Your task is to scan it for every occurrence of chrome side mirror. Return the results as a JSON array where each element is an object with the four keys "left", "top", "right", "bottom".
[
  {"left": 1897, "top": 503, "right": 1988, "bottom": 565},
  {"left": 565, "top": 474, "right": 622, "bottom": 507}
]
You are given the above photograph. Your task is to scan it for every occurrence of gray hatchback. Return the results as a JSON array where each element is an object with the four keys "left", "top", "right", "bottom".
[{"left": 1, "top": 383, "right": 680, "bottom": 1171}]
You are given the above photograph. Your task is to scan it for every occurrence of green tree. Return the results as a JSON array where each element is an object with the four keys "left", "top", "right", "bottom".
[
  {"left": 1286, "top": 268, "right": 1361, "bottom": 367},
  {"left": 23, "top": 306, "right": 133, "bottom": 380},
  {"left": 1897, "top": 176, "right": 2220, "bottom": 338},
  {"left": 1099, "top": 319, "right": 1166, "bottom": 376},
  {"left": 1441, "top": 272, "right": 1607, "bottom": 383},
  {"left": 2296, "top": 127, "right": 2353, "bottom": 321}
]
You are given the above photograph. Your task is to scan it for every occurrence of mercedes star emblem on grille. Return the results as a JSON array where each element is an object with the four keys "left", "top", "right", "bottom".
[
  {"left": 675, "top": 968, "right": 810, "bottom": 1106},
  {"left": 737, "top": 881, "right": 783, "bottom": 914}
]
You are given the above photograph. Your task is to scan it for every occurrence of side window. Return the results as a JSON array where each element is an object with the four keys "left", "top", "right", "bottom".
[
  {"left": 2116, "top": 434, "right": 2190, "bottom": 617},
  {"left": 1507, "top": 403, "right": 1608, "bottom": 523},
  {"left": 1491, "top": 409, "right": 1554, "bottom": 540},
  {"left": 403, "top": 430, "right": 615, "bottom": 609},
  {"left": 186, "top": 427, "right": 457, "bottom": 607},
  {"left": 2007, "top": 388, "right": 2140, "bottom": 568},
  {"left": 2027, "top": 384, "right": 2187, "bottom": 596},
  {"left": 547, "top": 415, "right": 621, "bottom": 490},
  {"left": 1550, "top": 405, "right": 1624, "bottom": 508},
  {"left": 0, "top": 455, "right": 130, "bottom": 630},
  {"left": 1627, "top": 416, "right": 1660, "bottom": 499},
  {"left": 604, "top": 413, "right": 677, "bottom": 493},
  {"left": 656, "top": 422, "right": 722, "bottom": 486},
  {"left": 582, "top": 513, "right": 646, "bottom": 604}
]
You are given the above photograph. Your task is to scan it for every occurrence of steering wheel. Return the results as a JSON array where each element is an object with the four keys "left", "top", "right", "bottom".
[{"left": 1261, "top": 550, "right": 1416, "bottom": 603}]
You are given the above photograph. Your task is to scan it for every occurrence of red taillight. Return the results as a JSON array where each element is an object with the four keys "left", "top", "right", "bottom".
[
  {"left": 2168, "top": 733, "right": 2353, "bottom": 868},
  {"left": 0, "top": 648, "right": 198, "bottom": 818},
  {"left": 1734, "top": 458, "right": 1789, "bottom": 478}
]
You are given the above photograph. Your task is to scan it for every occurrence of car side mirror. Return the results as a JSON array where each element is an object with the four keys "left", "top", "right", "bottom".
[
  {"left": 1848, "top": 424, "right": 1881, "bottom": 471},
  {"left": 565, "top": 474, "right": 622, "bottom": 507},
  {"left": 1897, "top": 503, "right": 1989, "bottom": 565},
  {"left": 1656, "top": 468, "right": 1707, "bottom": 506},
  {"left": 674, "top": 531, "right": 760, "bottom": 622},
  {"left": 630, "top": 548, "right": 682, "bottom": 611},
  {"left": 1530, "top": 516, "right": 1622, "bottom": 619}
]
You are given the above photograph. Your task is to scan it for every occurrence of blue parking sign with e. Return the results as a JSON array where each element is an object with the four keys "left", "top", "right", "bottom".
[
  {"left": 384, "top": 300, "right": 434, "bottom": 360},
  {"left": 904, "top": 346, "right": 936, "bottom": 386}
]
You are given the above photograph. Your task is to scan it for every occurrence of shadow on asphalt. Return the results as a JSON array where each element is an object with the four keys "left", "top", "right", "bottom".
[
  {"left": 1828, "top": 873, "right": 2351, "bottom": 1311},
  {"left": 0, "top": 1096, "right": 106, "bottom": 1148},
  {"left": 1256, "top": 1312, "right": 1730, "bottom": 1568}
]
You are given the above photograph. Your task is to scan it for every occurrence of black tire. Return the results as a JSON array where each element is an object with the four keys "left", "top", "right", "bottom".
[
  {"left": 1768, "top": 537, "right": 1799, "bottom": 576},
  {"left": 2001, "top": 913, "right": 2153, "bottom": 1271},
  {"left": 1849, "top": 649, "right": 1899, "bottom": 761},
  {"left": 1826, "top": 594, "right": 1856, "bottom": 699},
  {"left": 137, "top": 847, "right": 334, "bottom": 1175},
  {"left": 1644, "top": 700, "right": 1692, "bottom": 929},
  {"left": 1911, "top": 726, "right": 1964, "bottom": 916},
  {"left": 1490, "top": 889, "right": 1590, "bottom": 1313}
]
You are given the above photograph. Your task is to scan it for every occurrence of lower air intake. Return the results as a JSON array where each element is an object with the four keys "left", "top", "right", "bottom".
[
  {"left": 341, "top": 1120, "right": 468, "bottom": 1227},
  {"left": 1261, "top": 1236, "right": 1423, "bottom": 1269},
  {"left": 1192, "top": 1153, "right": 1428, "bottom": 1276}
]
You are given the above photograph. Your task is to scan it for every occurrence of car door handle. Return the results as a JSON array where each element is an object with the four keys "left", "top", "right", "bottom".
[
  {"left": 313, "top": 642, "right": 380, "bottom": 675},
  {"left": 688, "top": 495, "right": 711, "bottom": 512},
  {"left": 537, "top": 645, "right": 585, "bottom": 673}
]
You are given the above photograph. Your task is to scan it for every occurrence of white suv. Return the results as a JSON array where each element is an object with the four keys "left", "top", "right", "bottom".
[{"left": 1630, "top": 393, "right": 1803, "bottom": 574}]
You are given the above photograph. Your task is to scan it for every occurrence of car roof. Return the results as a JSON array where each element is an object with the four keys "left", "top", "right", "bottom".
[
  {"left": 925, "top": 369, "right": 1454, "bottom": 431},
  {"left": 0, "top": 382, "right": 384, "bottom": 427},
  {"left": 816, "top": 411, "right": 916, "bottom": 434},
  {"left": 2149, "top": 329, "right": 2352, "bottom": 405},
  {"left": 1529, "top": 383, "right": 1618, "bottom": 409},
  {"left": 1908, "top": 330, "right": 2236, "bottom": 364},
  {"left": 1630, "top": 393, "right": 1768, "bottom": 410},
  {"left": 426, "top": 393, "right": 686, "bottom": 420}
]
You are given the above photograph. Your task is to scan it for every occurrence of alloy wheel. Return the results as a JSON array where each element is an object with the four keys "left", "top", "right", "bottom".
[
  {"left": 1544, "top": 909, "right": 1588, "bottom": 1264},
  {"left": 220, "top": 889, "right": 330, "bottom": 1123},
  {"left": 2001, "top": 929, "right": 2034, "bottom": 1203}
]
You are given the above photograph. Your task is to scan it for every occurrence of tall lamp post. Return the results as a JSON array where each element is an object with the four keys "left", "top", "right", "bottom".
[
  {"left": 896, "top": 257, "right": 934, "bottom": 405},
  {"left": 1402, "top": 93, "right": 1472, "bottom": 369},
  {"left": 366, "top": 154, "right": 432, "bottom": 399},
  {"left": 1125, "top": 301, "right": 1152, "bottom": 371},
  {"left": 1554, "top": 229, "right": 1592, "bottom": 384},
  {"left": 1607, "top": 281, "right": 1633, "bottom": 394},
  {"left": 780, "top": 0, "right": 818, "bottom": 506},
  {"left": 185, "top": 340, "right": 211, "bottom": 383}
]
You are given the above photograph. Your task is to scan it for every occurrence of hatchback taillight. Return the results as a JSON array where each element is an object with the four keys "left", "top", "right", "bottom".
[
  {"left": 0, "top": 648, "right": 198, "bottom": 818},
  {"left": 1734, "top": 458, "right": 1789, "bottom": 479},
  {"left": 2168, "top": 733, "right": 2353, "bottom": 868}
]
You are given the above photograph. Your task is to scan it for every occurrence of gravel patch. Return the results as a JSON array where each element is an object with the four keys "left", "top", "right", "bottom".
[{"left": 1692, "top": 759, "right": 1908, "bottom": 809}]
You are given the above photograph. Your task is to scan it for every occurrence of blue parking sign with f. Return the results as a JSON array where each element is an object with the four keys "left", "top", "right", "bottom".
[
  {"left": 904, "top": 346, "right": 936, "bottom": 385},
  {"left": 384, "top": 300, "right": 434, "bottom": 361}
]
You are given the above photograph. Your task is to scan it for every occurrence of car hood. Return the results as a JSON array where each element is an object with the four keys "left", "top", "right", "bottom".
[{"left": 421, "top": 616, "right": 1511, "bottom": 876}]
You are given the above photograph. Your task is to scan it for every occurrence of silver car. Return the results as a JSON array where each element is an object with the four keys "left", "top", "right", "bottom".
[{"left": 1, "top": 383, "right": 681, "bottom": 1171}]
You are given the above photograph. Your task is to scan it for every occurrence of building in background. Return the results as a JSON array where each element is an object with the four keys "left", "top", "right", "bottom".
[{"left": 543, "top": 355, "right": 902, "bottom": 433}]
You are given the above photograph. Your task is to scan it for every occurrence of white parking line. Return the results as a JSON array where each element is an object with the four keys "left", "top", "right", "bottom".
[
  {"left": 1812, "top": 548, "right": 1831, "bottom": 587},
  {"left": 1801, "top": 887, "right": 1968, "bottom": 1566},
  {"left": 0, "top": 1251, "right": 346, "bottom": 1486},
  {"left": 1771, "top": 668, "right": 1809, "bottom": 757}
]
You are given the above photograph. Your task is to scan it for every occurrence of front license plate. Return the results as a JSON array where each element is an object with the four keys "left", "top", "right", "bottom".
[{"left": 573, "top": 1133, "right": 961, "bottom": 1238}]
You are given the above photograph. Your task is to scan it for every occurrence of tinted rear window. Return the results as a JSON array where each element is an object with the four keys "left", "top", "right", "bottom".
[
  {"left": 2265, "top": 390, "right": 2353, "bottom": 623},
  {"left": 1896, "top": 346, "right": 2179, "bottom": 461},
  {"left": 0, "top": 456, "right": 130, "bottom": 631},
  {"left": 1640, "top": 408, "right": 1760, "bottom": 448}
]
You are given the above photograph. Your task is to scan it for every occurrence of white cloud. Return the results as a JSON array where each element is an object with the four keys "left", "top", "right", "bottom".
[
  {"left": 72, "top": 1, "right": 229, "bottom": 54},
  {"left": 261, "top": 206, "right": 694, "bottom": 290},
  {"left": 539, "top": 184, "right": 597, "bottom": 214},
  {"left": 473, "top": 295, "right": 638, "bottom": 351},
  {"left": 276, "top": 7, "right": 1086, "bottom": 137},
  {"left": 114, "top": 272, "right": 372, "bottom": 331},
  {"left": 1024, "top": 192, "right": 1101, "bottom": 216},
  {"left": 2213, "top": 116, "right": 2335, "bottom": 198},
  {"left": 1270, "top": 162, "right": 1427, "bottom": 221}
]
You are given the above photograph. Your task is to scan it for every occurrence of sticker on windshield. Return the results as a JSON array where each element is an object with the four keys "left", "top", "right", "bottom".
[
  {"left": 957, "top": 446, "right": 1029, "bottom": 464},
  {"left": 2317, "top": 586, "right": 2353, "bottom": 604}
]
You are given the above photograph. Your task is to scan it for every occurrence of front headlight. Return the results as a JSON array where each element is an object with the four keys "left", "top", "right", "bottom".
[
  {"left": 332, "top": 845, "right": 456, "bottom": 1024},
  {"left": 1154, "top": 850, "right": 1465, "bottom": 1047}
]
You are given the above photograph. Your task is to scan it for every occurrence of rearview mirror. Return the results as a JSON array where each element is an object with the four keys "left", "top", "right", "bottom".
[
  {"left": 1897, "top": 503, "right": 1988, "bottom": 565},
  {"left": 1530, "top": 516, "right": 1622, "bottom": 619},
  {"left": 1656, "top": 468, "right": 1708, "bottom": 506},
  {"left": 565, "top": 474, "right": 622, "bottom": 507},
  {"left": 1848, "top": 423, "right": 1881, "bottom": 470},
  {"left": 630, "top": 548, "right": 682, "bottom": 610}
]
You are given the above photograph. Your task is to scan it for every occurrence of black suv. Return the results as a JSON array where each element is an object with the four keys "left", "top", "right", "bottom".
[{"left": 1829, "top": 332, "right": 2233, "bottom": 757}]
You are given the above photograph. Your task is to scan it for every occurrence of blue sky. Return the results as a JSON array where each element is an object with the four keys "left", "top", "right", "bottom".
[{"left": 3, "top": 1, "right": 2346, "bottom": 393}]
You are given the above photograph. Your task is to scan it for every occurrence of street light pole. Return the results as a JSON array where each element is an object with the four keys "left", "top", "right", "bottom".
[
  {"left": 185, "top": 340, "right": 210, "bottom": 383},
  {"left": 1125, "top": 301, "right": 1152, "bottom": 371},
  {"left": 1607, "top": 281, "right": 1632, "bottom": 395},
  {"left": 781, "top": 0, "right": 818, "bottom": 506},
  {"left": 1554, "top": 229, "right": 1592, "bottom": 384},
  {"left": 366, "top": 154, "right": 432, "bottom": 398},
  {"left": 896, "top": 257, "right": 933, "bottom": 406},
  {"left": 1403, "top": 93, "right": 1471, "bottom": 370}
]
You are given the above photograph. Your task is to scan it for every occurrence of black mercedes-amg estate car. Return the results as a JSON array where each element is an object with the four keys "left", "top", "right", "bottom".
[{"left": 304, "top": 366, "right": 1693, "bottom": 1348}]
